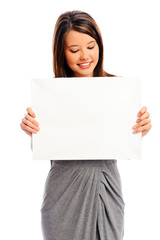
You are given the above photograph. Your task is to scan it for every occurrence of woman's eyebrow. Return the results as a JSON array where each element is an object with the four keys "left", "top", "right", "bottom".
[
  {"left": 67, "top": 40, "right": 96, "bottom": 48},
  {"left": 87, "top": 40, "right": 96, "bottom": 44},
  {"left": 67, "top": 44, "right": 79, "bottom": 48}
]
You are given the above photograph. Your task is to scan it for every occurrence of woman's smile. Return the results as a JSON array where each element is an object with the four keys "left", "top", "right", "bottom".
[{"left": 77, "top": 61, "right": 93, "bottom": 69}]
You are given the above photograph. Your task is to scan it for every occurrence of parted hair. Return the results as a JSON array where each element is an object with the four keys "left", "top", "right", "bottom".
[{"left": 52, "top": 10, "right": 115, "bottom": 77}]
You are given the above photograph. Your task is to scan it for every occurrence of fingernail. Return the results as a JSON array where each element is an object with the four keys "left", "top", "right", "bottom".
[
  {"left": 132, "top": 126, "right": 136, "bottom": 129},
  {"left": 133, "top": 130, "right": 136, "bottom": 133}
]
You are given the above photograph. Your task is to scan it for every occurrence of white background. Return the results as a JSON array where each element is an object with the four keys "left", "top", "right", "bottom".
[{"left": 0, "top": 0, "right": 159, "bottom": 239}]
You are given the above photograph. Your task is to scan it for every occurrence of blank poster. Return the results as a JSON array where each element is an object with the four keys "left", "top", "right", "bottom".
[{"left": 31, "top": 77, "right": 142, "bottom": 160}]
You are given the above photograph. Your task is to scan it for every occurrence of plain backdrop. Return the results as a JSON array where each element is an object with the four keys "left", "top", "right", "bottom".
[{"left": 0, "top": 0, "right": 159, "bottom": 239}]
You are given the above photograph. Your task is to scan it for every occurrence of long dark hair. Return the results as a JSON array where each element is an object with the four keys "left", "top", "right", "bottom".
[{"left": 52, "top": 10, "right": 115, "bottom": 77}]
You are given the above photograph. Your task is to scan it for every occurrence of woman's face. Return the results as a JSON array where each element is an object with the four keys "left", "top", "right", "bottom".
[{"left": 64, "top": 30, "right": 99, "bottom": 77}]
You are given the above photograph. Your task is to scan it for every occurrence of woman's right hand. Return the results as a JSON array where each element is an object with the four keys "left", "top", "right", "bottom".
[{"left": 20, "top": 107, "right": 40, "bottom": 137}]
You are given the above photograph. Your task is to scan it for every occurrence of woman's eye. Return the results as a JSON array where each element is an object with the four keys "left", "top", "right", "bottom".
[
  {"left": 70, "top": 49, "right": 79, "bottom": 53},
  {"left": 88, "top": 46, "right": 95, "bottom": 49}
]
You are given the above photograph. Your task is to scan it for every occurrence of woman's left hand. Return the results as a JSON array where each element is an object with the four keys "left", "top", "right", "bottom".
[{"left": 132, "top": 106, "right": 152, "bottom": 137}]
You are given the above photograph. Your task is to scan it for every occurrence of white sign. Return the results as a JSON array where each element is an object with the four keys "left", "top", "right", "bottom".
[{"left": 31, "top": 77, "right": 142, "bottom": 160}]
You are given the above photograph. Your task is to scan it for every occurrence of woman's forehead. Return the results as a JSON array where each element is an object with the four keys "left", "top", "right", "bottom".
[{"left": 65, "top": 30, "right": 96, "bottom": 46}]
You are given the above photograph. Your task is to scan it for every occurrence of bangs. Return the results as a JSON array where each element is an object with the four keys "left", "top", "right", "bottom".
[{"left": 73, "top": 25, "right": 97, "bottom": 40}]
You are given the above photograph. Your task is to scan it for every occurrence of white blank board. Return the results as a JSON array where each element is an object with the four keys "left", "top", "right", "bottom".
[{"left": 31, "top": 77, "right": 142, "bottom": 160}]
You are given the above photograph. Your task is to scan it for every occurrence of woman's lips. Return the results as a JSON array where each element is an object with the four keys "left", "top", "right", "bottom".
[{"left": 77, "top": 61, "right": 92, "bottom": 69}]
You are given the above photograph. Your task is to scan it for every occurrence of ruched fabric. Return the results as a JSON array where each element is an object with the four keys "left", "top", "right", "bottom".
[{"left": 40, "top": 160, "right": 125, "bottom": 240}]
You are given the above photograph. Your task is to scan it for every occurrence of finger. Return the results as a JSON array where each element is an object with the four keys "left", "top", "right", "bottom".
[
  {"left": 26, "top": 107, "right": 36, "bottom": 117},
  {"left": 137, "top": 106, "right": 147, "bottom": 117},
  {"left": 137, "top": 111, "right": 150, "bottom": 122},
  {"left": 23, "top": 129, "right": 32, "bottom": 137},
  {"left": 22, "top": 118, "right": 40, "bottom": 131},
  {"left": 20, "top": 122, "right": 39, "bottom": 134},
  {"left": 142, "top": 130, "right": 149, "bottom": 137},
  {"left": 132, "top": 123, "right": 152, "bottom": 134},
  {"left": 135, "top": 118, "right": 151, "bottom": 127},
  {"left": 25, "top": 114, "right": 39, "bottom": 126}
]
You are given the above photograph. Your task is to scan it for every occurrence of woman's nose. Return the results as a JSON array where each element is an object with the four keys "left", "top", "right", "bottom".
[{"left": 80, "top": 50, "right": 89, "bottom": 61}]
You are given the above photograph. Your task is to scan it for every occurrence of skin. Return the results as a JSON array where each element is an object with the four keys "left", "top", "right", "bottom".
[
  {"left": 64, "top": 30, "right": 99, "bottom": 77},
  {"left": 20, "top": 31, "right": 152, "bottom": 146}
]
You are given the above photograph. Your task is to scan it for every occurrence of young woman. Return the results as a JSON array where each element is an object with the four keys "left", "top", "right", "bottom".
[{"left": 20, "top": 10, "right": 152, "bottom": 240}]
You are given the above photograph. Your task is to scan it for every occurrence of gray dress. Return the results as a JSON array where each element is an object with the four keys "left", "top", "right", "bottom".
[{"left": 40, "top": 159, "right": 125, "bottom": 240}]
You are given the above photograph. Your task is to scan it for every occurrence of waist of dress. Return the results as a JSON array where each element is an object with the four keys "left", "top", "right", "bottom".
[{"left": 50, "top": 159, "right": 117, "bottom": 167}]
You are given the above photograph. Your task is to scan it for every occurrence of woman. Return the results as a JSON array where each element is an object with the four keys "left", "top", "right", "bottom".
[{"left": 20, "top": 10, "right": 152, "bottom": 240}]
